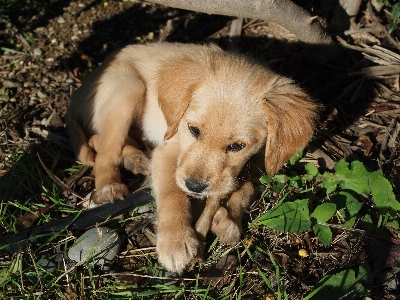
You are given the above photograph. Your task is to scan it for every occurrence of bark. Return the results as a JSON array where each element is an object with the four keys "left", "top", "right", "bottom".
[{"left": 147, "top": 0, "right": 340, "bottom": 61}]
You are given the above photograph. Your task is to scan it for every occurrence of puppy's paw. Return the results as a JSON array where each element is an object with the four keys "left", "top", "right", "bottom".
[
  {"left": 123, "top": 154, "right": 150, "bottom": 176},
  {"left": 211, "top": 207, "right": 242, "bottom": 245},
  {"left": 93, "top": 183, "right": 128, "bottom": 204},
  {"left": 156, "top": 227, "right": 200, "bottom": 274}
]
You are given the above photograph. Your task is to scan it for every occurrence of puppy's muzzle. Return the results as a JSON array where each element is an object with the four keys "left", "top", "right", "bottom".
[{"left": 185, "top": 178, "right": 208, "bottom": 194}]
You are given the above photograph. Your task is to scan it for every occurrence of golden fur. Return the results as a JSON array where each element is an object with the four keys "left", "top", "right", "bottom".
[{"left": 66, "top": 43, "right": 319, "bottom": 274}]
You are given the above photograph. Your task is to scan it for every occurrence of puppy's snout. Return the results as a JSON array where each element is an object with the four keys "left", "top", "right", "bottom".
[{"left": 185, "top": 178, "right": 208, "bottom": 193}]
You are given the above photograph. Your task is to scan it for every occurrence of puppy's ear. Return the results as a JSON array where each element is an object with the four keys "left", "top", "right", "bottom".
[
  {"left": 262, "top": 77, "right": 319, "bottom": 175},
  {"left": 157, "top": 57, "right": 202, "bottom": 140}
]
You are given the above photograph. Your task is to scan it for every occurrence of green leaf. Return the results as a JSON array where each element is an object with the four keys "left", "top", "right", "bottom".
[
  {"left": 331, "top": 191, "right": 363, "bottom": 219},
  {"left": 305, "top": 163, "right": 319, "bottom": 177},
  {"left": 274, "top": 174, "right": 289, "bottom": 183},
  {"left": 357, "top": 263, "right": 373, "bottom": 285},
  {"left": 392, "top": 3, "right": 400, "bottom": 21},
  {"left": 371, "top": 175, "right": 400, "bottom": 216},
  {"left": 388, "top": 23, "right": 398, "bottom": 34},
  {"left": 313, "top": 224, "right": 332, "bottom": 246},
  {"left": 342, "top": 216, "right": 356, "bottom": 228},
  {"left": 328, "top": 160, "right": 400, "bottom": 217},
  {"left": 310, "top": 203, "right": 336, "bottom": 223},
  {"left": 320, "top": 171, "right": 340, "bottom": 194},
  {"left": 260, "top": 175, "right": 273, "bottom": 184},
  {"left": 334, "top": 160, "right": 373, "bottom": 194},
  {"left": 254, "top": 199, "right": 311, "bottom": 232},
  {"left": 306, "top": 267, "right": 368, "bottom": 300},
  {"left": 289, "top": 149, "right": 303, "bottom": 165}
]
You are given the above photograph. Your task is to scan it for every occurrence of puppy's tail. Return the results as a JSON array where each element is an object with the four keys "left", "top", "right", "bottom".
[{"left": 67, "top": 117, "right": 95, "bottom": 166}]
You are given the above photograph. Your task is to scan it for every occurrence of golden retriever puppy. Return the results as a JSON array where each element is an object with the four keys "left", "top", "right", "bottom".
[{"left": 66, "top": 43, "right": 319, "bottom": 274}]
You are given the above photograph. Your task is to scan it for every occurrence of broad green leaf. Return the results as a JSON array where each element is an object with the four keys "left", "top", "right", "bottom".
[
  {"left": 320, "top": 171, "right": 340, "bottom": 194},
  {"left": 342, "top": 216, "right": 356, "bottom": 228},
  {"left": 274, "top": 174, "right": 289, "bottom": 183},
  {"left": 305, "top": 163, "right": 319, "bottom": 177},
  {"left": 334, "top": 160, "right": 374, "bottom": 194},
  {"left": 357, "top": 263, "right": 373, "bottom": 285},
  {"left": 260, "top": 175, "right": 273, "bottom": 185},
  {"left": 254, "top": 199, "right": 311, "bottom": 232},
  {"left": 306, "top": 267, "right": 368, "bottom": 300},
  {"left": 392, "top": 3, "right": 400, "bottom": 21},
  {"left": 313, "top": 224, "right": 332, "bottom": 246},
  {"left": 327, "top": 160, "right": 400, "bottom": 217},
  {"left": 331, "top": 191, "right": 363, "bottom": 219},
  {"left": 371, "top": 175, "right": 400, "bottom": 216},
  {"left": 388, "top": 23, "right": 398, "bottom": 34},
  {"left": 310, "top": 203, "right": 336, "bottom": 223}
]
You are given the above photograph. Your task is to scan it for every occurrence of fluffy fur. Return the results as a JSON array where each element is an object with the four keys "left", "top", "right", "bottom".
[{"left": 66, "top": 43, "right": 319, "bottom": 274}]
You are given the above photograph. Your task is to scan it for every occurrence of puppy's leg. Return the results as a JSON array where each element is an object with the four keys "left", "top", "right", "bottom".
[
  {"left": 152, "top": 141, "right": 200, "bottom": 274},
  {"left": 91, "top": 73, "right": 146, "bottom": 204},
  {"left": 121, "top": 136, "right": 150, "bottom": 176},
  {"left": 195, "top": 196, "right": 221, "bottom": 242},
  {"left": 211, "top": 181, "right": 254, "bottom": 245}
]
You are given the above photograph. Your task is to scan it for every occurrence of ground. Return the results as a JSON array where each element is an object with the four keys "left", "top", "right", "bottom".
[{"left": 0, "top": 0, "right": 400, "bottom": 299}]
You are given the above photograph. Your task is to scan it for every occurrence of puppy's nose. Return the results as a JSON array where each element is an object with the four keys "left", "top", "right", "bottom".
[{"left": 185, "top": 178, "right": 208, "bottom": 193}]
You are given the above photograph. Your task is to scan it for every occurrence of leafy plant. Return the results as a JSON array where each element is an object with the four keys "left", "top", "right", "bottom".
[
  {"left": 303, "top": 263, "right": 373, "bottom": 300},
  {"left": 253, "top": 159, "right": 400, "bottom": 246},
  {"left": 377, "top": 0, "right": 400, "bottom": 33},
  {"left": 253, "top": 158, "right": 399, "bottom": 298}
]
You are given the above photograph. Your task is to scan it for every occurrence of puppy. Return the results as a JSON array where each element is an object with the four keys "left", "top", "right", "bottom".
[{"left": 66, "top": 43, "right": 319, "bottom": 274}]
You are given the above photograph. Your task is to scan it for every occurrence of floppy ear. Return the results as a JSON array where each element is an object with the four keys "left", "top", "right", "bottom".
[
  {"left": 262, "top": 77, "right": 319, "bottom": 175},
  {"left": 157, "top": 57, "right": 202, "bottom": 140}
]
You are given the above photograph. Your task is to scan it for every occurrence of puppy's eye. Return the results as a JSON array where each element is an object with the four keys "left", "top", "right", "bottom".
[
  {"left": 188, "top": 124, "right": 200, "bottom": 139},
  {"left": 226, "top": 142, "right": 246, "bottom": 152}
]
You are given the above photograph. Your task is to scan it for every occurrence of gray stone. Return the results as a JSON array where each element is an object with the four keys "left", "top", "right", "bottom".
[
  {"left": 33, "top": 48, "right": 42, "bottom": 56},
  {"left": 45, "top": 110, "right": 64, "bottom": 128},
  {"left": 68, "top": 226, "right": 121, "bottom": 269}
]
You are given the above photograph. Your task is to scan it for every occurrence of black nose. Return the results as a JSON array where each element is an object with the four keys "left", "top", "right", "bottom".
[{"left": 185, "top": 178, "right": 208, "bottom": 193}]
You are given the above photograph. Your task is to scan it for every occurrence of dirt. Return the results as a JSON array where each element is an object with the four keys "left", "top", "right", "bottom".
[{"left": 1, "top": 0, "right": 400, "bottom": 298}]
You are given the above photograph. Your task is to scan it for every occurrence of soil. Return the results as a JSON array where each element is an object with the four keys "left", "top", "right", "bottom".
[{"left": 1, "top": 0, "right": 400, "bottom": 298}]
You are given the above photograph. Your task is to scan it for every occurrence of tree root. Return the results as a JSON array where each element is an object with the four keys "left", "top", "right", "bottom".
[{"left": 148, "top": 0, "right": 340, "bottom": 61}]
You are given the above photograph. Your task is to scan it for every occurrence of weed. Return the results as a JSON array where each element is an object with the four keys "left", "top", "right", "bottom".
[
  {"left": 252, "top": 155, "right": 400, "bottom": 299},
  {"left": 377, "top": 0, "right": 400, "bottom": 33}
]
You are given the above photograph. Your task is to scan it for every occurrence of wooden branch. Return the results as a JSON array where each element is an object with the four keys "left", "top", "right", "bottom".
[{"left": 148, "top": 0, "right": 340, "bottom": 60}]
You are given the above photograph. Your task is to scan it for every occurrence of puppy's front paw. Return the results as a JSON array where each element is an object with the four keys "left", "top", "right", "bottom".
[
  {"left": 123, "top": 154, "right": 150, "bottom": 176},
  {"left": 93, "top": 183, "right": 128, "bottom": 204},
  {"left": 156, "top": 227, "right": 200, "bottom": 274},
  {"left": 211, "top": 207, "right": 242, "bottom": 245}
]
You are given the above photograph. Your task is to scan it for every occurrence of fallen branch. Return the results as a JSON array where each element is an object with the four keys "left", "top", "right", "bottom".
[{"left": 147, "top": 0, "right": 340, "bottom": 61}]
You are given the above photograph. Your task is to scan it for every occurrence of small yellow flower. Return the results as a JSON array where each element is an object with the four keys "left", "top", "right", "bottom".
[
  {"left": 103, "top": 2, "right": 109, "bottom": 7},
  {"left": 266, "top": 294, "right": 275, "bottom": 300},
  {"left": 298, "top": 248, "right": 308, "bottom": 258}
]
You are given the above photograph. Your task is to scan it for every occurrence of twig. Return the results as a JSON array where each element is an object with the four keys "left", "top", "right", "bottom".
[
  {"left": 147, "top": 0, "right": 340, "bottom": 61},
  {"left": 37, "top": 153, "right": 85, "bottom": 201},
  {"left": 379, "top": 118, "right": 395, "bottom": 160},
  {"left": 344, "top": 26, "right": 382, "bottom": 36},
  {"left": 83, "top": 272, "right": 198, "bottom": 281},
  {"left": 27, "top": 249, "right": 44, "bottom": 291}
]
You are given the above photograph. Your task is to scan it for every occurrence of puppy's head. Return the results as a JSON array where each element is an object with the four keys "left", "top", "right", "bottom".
[{"left": 158, "top": 49, "right": 319, "bottom": 199}]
